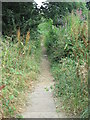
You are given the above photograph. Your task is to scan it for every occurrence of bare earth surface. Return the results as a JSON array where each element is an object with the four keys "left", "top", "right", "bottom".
[{"left": 21, "top": 44, "right": 67, "bottom": 118}]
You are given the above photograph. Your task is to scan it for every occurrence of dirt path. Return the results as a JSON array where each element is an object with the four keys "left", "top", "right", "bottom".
[{"left": 21, "top": 43, "right": 66, "bottom": 118}]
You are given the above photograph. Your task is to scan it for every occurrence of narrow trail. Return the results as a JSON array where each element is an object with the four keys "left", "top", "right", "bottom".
[{"left": 21, "top": 43, "right": 66, "bottom": 118}]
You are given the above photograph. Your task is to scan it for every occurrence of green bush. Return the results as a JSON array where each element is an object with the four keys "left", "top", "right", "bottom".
[{"left": 45, "top": 20, "right": 66, "bottom": 62}]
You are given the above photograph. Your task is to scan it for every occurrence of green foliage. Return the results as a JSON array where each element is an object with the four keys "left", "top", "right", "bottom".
[
  {"left": 2, "top": 2, "right": 41, "bottom": 38},
  {"left": 39, "top": 19, "right": 65, "bottom": 61},
  {"left": 1, "top": 37, "right": 41, "bottom": 118},
  {"left": 1, "top": 2, "right": 42, "bottom": 117},
  {"left": 51, "top": 58, "right": 88, "bottom": 117},
  {"left": 44, "top": 6, "right": 88, "bottom": 118},
  {"left": 41, "top": 2, "right": 87, "bottom": 26},
  {"left": 44, "top": 20, "right": 66, "bottom": 62},
  {"left": 38, "top": 19, "right": 51, "bottom": 36}
]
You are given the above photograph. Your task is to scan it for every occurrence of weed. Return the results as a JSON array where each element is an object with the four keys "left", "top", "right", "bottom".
[
  {"left": 44, "top": 9, "right": 88, "bottom": 118},
  {"left": 1, "top": 30, "right": 41, "bottom": 118}
]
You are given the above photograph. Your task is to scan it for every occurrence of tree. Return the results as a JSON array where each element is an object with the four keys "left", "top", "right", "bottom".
[
  {"left": 2, "top": 2, "right": 41, "bottom": 37},
  {"left": 40, "top": 2, "right": 87, "bottom": 26}
]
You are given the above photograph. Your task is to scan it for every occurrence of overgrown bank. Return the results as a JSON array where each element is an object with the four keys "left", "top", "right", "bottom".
[
  {"left": 0, "top": 31, "right": 41, "bottom": 118},
  {"left": 44, "top": 8, "right": 88, "bottom": 118}
]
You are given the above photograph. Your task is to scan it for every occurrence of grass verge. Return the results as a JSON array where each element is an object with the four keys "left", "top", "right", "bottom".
[{"left": 0, "top": 38, "right": 41, "bottom": 118}]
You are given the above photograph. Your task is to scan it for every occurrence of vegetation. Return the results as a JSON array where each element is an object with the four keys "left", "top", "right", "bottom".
[
  {"left": 0, "top": 1, "right": 89, "bottom": 119},
  {"left": 2, "top": 2, "right": 41, "bottom": 39},
  {"left": 0, "top": 29, "right": 41, "bottom": 117},
  {"left": 43, "top": 4, "right": 89, "bottom": 118}
]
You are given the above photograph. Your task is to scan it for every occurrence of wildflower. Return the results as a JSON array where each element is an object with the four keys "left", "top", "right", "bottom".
[
  {"left": 80, "top": 9, "right": 82, "bottom": 16},
  {"left": 76, "top": 9, "right": 79, "bottom": 15}
]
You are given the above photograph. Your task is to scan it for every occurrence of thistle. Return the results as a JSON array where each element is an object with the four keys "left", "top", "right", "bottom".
[{"left": 26, "top": 31, "right": 30, "bottom": 45}]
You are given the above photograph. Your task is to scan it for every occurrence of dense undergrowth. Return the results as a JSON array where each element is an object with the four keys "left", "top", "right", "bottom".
[
  {"left": 1, "top": 2, "right": 89, "bottom": 119},
  {"left": 43, "top": 7, "right": 89, "bottom": 118},
  {"left": 0, "top": 30, "right": 41, "bottom": 118}
]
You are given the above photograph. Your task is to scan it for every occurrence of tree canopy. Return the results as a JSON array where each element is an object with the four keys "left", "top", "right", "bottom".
[{"left": 2, "top": 2, "right": 41, "bottom": 36}]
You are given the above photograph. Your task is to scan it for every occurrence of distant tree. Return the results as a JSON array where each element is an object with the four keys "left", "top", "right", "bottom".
[
  {"left": 40, "top": 2, "right": 87, "bottom": 26},
  {"left": 2, "top": 2, "right": 41, "bottom": 36}
]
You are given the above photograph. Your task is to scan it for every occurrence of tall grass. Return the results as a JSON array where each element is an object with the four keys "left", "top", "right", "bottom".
[
  {"left": 45, "top": 9, "right": 88, "bottom": 118},
  {"left": 0, "top": 29, "right": 41, "bottom": 118}
]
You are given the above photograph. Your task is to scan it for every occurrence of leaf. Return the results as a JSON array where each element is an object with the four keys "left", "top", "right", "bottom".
[
  {"left": 6, "top": 100, "right": 9, "bottom": 106},
  {"left": 13, "top": 106, "right": 16, "bottom": 111},
  {"left": 9, "top": 95, "right": 14, "bottom": 100},
  {"left": 44, "top": 87, "right": 49, "bottom": 91},
  {"left": 50, "top": 85, "right": 53, "bottom": 89},
  {"left": 64, "top": 44, "right": 68, "bottom": 50}
]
